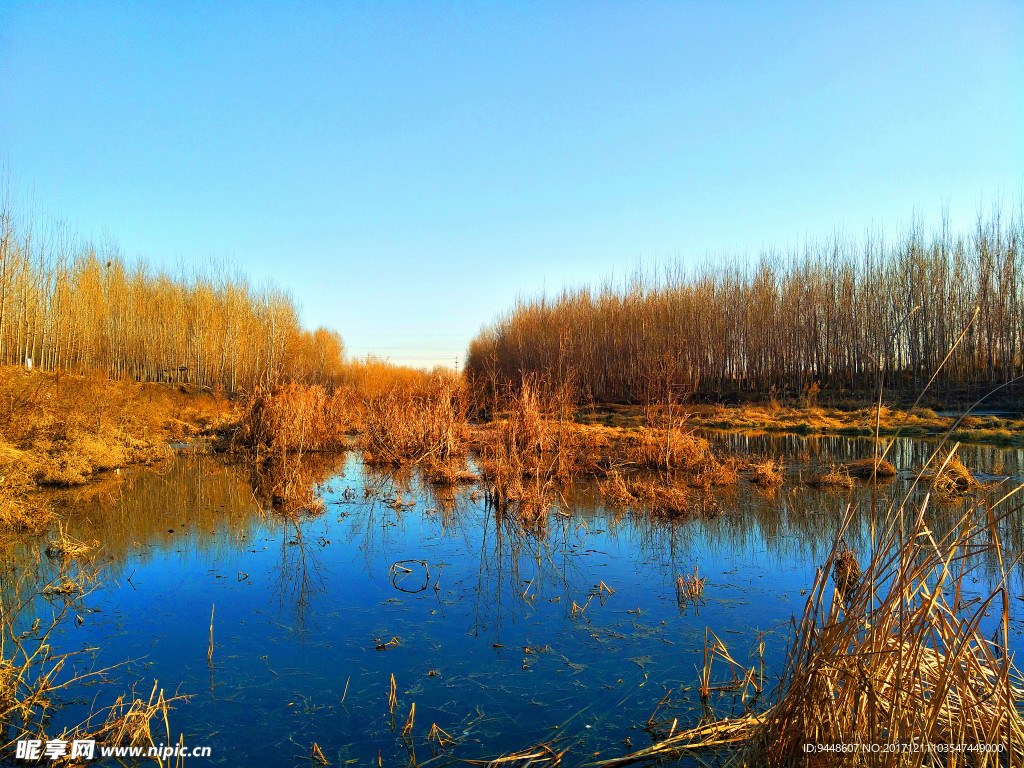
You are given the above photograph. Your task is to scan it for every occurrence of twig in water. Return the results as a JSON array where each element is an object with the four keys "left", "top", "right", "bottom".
[{"left": 207, "top": 604, "right": 215, "bottom": 665}]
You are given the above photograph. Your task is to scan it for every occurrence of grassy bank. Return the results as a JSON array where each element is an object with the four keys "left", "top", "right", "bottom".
[
  {"left": 0, "top": 366, "right": 233, "bottom": 534},
  {"left": 577, "top": 402, "right": 1024, "bottom": 446}
]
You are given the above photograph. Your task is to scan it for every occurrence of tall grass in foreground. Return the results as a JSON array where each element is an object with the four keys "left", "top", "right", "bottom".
[
  {"left": 1, "top": 563, "right": 181, "bottom": 765},
  {"left": 599, "top": 464, "right": 1024, "bottom": 766}
]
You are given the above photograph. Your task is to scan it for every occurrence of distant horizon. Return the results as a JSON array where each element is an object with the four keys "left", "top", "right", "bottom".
[
  {"left": 2, "top": 1, "right": 1021, "bottom": 368},
  {"left": 2, "top": 171, "right": 1022, "bottom": 371}
]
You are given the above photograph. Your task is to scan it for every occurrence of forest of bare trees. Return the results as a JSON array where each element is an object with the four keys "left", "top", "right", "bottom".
[
  {"left": 0, "top": 183, "right": 344, "bottom": 391},
  {"left": 468, "top": 208, "right": 1023, "bottom": 405}
]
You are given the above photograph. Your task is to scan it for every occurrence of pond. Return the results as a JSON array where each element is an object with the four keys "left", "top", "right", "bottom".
[{"left": 8, "top": 433, "right": 1024, "bottom": 766}]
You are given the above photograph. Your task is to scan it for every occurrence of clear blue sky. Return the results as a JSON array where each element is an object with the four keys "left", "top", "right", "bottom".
[{"left": 1, "top": 2, "right": 1022, "bottom": 368}]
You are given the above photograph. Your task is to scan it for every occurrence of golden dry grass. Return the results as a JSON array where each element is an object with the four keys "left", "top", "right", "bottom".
[
  {"left": 0, "top": 366, "right": 233, "bottom": 538},
  {"left": 360, "top": 374, "right": 465, "bottom": 463},
  {"left": 232, "top": 382, "right": 352, "bottom": 455},
  {"left": 598, "top": 480, "right": 1024, "bottom": 767},
  {"left": 748, "top": 458, "right": 784, "bottom": 487},
  {"left": 805, "top": 465, "right": 854, "bottom": 489},
  {"left": 1, "top": 366, "right": 231, "bottom": 486},
  {"left": 599, "top": 471, "right": 719, "bottom": 520},
  {"left": 925, "top": 452, "right": 978, "bottom": 494},
  {"left": 843, "top": 456, "right": 897, "bottom": 479}
]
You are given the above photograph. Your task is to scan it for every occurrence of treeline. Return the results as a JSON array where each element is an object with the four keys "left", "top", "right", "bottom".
[
  {"left": 0, "top": 184, "right": 345, "bottom": 391},
  {"left": 467, "top": 208, "right": 1023, "bottom": 404}
]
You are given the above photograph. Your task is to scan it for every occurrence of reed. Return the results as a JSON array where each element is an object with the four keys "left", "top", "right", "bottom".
[
  {"left": 598, "top": 472, "right": 718, "bottom": 520},
  {"left": 232, "top": 382, "right": 351, "bottom": 456},
  {"left": 748, "top": 459, "right": 784, "bottom": 487},
  {"left": 479, "top": 376, "right": 580, "bottom": 512},
  {"left": 598, "top": 480, "right": 1024, "bottom": 767},
  {"left": 359, "top": 373, "right": 473, "bottom": 484},
  {"left": 804, "top": 464, "right": 855, "bottom": 489},
  {"left": 675, "top": 566, "right": 706, "bottom": 607}
]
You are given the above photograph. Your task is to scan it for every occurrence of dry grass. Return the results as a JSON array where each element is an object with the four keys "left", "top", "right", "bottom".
[
  {"left": 599, "top": 478, "right": 1024, "bottom": 767},
  {"left": 0, "top": 366, "right": 232, "bottom": 533},
  {"left": 479, "top": 377, "right": 584, "bottom": 514},
  {"left": 676, "top": 566, "right": 706, "bottom": 607},
  {"left": 831, "top": 546, "right": 860, "bottom": 599},
  {"left": 618, "top": 425, "right": 712, "bottom": 471},
  {"left": 804, "top": 464, "right": 854, "bottom": 489},
  {"left": 580, "top": 403, "right": 1024, "bottom": 447},
  {"left": 925, "top": 451, "right": 978, "bottom": 494},
  {"left": 0, "top": 442, "right": 52, "bottom": 535},
  {"left": 843, "top": 457, "right": 897, "bottom": 479},
  {"left": 599, "top": 472, "right": 718, "bottom": 520},
  {"left": 748, "top": 459, "right": 784, "bottom": 487},
  {"left": 1, "top": 567, "right": 182, "bottom": 763},
  {"left": 232, "top": 382, "right": 352, "bottom": 455},
  {"left": 360, "top": 373, "right": 474, "bottom": 485},
  {"left": 44, "top": 522, "right": 95, "bottom": 561}
]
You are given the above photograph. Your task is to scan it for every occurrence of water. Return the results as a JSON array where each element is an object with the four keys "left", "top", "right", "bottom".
[{"left": 7, "top": 436, "right": 1024, "bottom": 766}]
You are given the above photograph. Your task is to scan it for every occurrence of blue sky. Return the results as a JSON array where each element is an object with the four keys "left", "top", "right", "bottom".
[{"left": 1, "top": 2, "right": 1022, "bottom": 368}]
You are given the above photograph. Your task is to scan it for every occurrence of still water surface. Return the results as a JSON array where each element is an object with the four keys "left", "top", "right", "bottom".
[{"left": 13, "top": 434, "right": 1024, "bottom": 766}]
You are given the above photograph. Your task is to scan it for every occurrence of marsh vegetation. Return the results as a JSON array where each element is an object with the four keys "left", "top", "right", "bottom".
[{"left": 3, "top": 183, "right": 1024, "bottom": 766}]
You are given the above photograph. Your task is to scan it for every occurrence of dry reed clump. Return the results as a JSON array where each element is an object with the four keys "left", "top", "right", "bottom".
[
  {"left": 479, "top": 377, "right": 590, "bottom": 515},
  {"left": 599, "top": 472, "right": 716, "bottom": 520},
  {"left": 804, "top": 464, "right": 854, "bottom": 489},
  {"left": 676, "top": 566, "right": 706, "bottom": 607},
  {"left": 842, "top": 457, "right": 897, "bottom": 480},
  {"left": 44, "top": 523, "right": 95, "bottom": 561},
  {"left": 232, "top": 382, "right": 352, "bottom": 456},
  {"left": 616, "top": 427, "right": 711, "bottom": 471},
  {"left": 925, "top": 451, "right": 978, "bottom": 495},
  {"left": 611, "top": 426, "right": 739, "bottom": 490},
  {"left": 359, "top": 374, "right": 475, "bottom": 485},
  {"left": 748, "top": 459, "right": 784, "bottom": 487},
  {"left": 600, "top": 484, "right": 1024, "bottom": 767}
]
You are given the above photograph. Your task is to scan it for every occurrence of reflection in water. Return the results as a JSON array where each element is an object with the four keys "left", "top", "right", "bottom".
[
  {"left": 6, "top": 437, "right": 1023, "bottom": 766},
  {"left": 704, "top": 428, "right": 1024, "bottom": 481}
]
